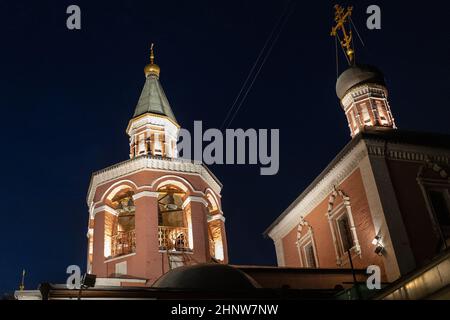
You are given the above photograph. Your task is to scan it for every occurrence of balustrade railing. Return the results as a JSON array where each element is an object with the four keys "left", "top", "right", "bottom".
[
  {"left": 111, "top": 230, "right": 136, "bottom": 257},
  {"left": 158, "top": 226, "right": 190, "bottom": 251}
]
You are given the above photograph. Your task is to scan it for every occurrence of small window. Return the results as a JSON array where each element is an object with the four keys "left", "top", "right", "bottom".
[
  {"left": 361, "top": 104, "right": 371, "bottom": 124},
  {"left": 304, "top": 243, "right": 317, "bottom": 268},
  {"left": 376, "top": 101, "right": 389, "bottom": 125},
  {"left": 337, "top": 214, "right": 354, "bottom": 252}
]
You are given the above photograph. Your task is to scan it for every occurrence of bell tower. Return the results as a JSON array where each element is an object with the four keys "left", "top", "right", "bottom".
[
  {"left": 86, "top": 45, "right": 228, "bottom": 286},
  {"left": 127, "top": 44, "right": 179, "bottom": 158}
]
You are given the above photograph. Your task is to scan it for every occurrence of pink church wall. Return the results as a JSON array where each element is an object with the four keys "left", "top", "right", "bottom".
[
  {"left": 89, "top": 169, "right": 227, "bottom": 285},
  {"left": 281, "top": 169, "right": 386, "bottom": 279}
]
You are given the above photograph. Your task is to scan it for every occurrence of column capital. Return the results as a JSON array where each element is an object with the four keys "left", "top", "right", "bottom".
[
  {"left": 182, "top": 196, "right": 208, "bottom": 209},
  {"left": 207, "top": 214, "right": 225, "bottom": 223},
  {"left": 133, "top": 190, "right": 159, "bottom": 200},
  {"left": 92, "top": 205, "right": 116, "bottom": 219}
]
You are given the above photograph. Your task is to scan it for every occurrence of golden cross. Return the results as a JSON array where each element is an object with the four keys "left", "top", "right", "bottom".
[
  {"left": 150, "top": 43, "right": 155, "bottom": 64},
  {"left": 331, "top": 5, "right": 354, "bottom": 64}
]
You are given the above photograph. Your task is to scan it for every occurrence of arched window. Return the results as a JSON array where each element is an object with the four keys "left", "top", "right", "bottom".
[
  {"left": 326, "top": 187, "right": 361, "bottom": 266},
  {"left": 157, "top": 185, "right": 190, "bottom": 252},
  {"left": 107, "top": 189, "right": 136, "bottom": 258},
  {"left": 296, "top": 217, "right": 319, "bottom": 268}
]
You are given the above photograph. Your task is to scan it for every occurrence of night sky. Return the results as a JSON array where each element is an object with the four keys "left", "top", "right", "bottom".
[{"left": 1, "top": 0, "right": 449, "bottom": 294}]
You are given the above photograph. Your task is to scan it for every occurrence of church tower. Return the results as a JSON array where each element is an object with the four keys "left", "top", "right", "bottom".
[
  {"left": 86, "top": 45, "right": 228, "bottom": 286},
  {"left": 331, "top": 5, "right": 396, "bottom": 138},
  {"left": 336, "top": 65, "right": 396, "bottom": 137}
]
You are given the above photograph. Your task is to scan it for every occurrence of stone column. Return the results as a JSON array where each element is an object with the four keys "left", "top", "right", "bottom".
[
  {"left": 132, "top": 191, "right": 160, "bottom": 284},
  {"left": 91, "top": 207, "right": 112, "bottom": 277},
  {"left": 186, "top": 197, "right": 210, "bottom": 263}
]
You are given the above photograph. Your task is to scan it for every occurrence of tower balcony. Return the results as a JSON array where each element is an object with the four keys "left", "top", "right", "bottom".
[
  {"left": 158, "top": 226, "right": 191, "bottom": 252},
  {"left": 111, "top": 230, "right": 136, "bottom": 257}
]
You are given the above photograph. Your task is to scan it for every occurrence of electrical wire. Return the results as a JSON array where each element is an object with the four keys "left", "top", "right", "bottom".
[
  {"left": 349, "top": 16, "right": 365, "bottom": 47},
  {"left": 219, "top": 0, "right": 295, "bottom": 130}
]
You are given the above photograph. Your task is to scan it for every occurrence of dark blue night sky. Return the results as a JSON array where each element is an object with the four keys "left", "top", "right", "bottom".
[{"left": 0, "top": 0, "right": 449, "bottom": 294}]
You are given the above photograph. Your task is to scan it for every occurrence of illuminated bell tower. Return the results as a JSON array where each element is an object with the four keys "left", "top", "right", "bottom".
[
  {"left": 86, "top": 45, "right": 228, "bottom": 286},
  {"left": 332, "top": 5, "right": 396, "bottom": 138},
  {"left": 127, "top": 44, "right": 179, "bottom": 159}
]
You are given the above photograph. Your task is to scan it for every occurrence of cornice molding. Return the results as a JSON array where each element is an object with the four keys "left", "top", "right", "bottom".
[
  {"left": 365, "top": 139, "right": 450, "bottom": 163},
  {"left": 182, "top": 196, "right": 209, "bottom": 209},
  {"left": 87, "top": 156, "right": 222, "bottom": 206},
  {"left": 268, "top": 137, "right": 450, "bottom": 241},
  {"left": 132, "top": 191, "right": 159, "bottom": 200},
  {"left": 268, "top": 141, "right": 368, "bottom": 240},
  {"left": 92, "top": 205, "right": 117, "bottom": 219},
  {"left": 126, "top": 113, "right": 180, "bottom": 134},
  {"left": 341, "top": 83, "right": 388, "bottom": 108}
]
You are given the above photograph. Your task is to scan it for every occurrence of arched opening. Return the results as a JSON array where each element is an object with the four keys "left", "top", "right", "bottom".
[
  {"left": 105, "top": 188, "right": 136, "bottom": 259},
  {"left": 206, "top": 193, "right": 225, "bottom": 261},
  {"left": 157, "top": 185, "right": 191, "bottom": 252}
]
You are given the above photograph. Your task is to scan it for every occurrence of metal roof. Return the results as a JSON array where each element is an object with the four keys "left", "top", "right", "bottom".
[{"left": 133, "top": 74, "right": 177, "bottom": 123}]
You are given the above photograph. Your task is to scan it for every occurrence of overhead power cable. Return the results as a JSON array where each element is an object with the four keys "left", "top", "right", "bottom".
[{"left": 220, "top": 0, "right": 295, "bottom": 130}]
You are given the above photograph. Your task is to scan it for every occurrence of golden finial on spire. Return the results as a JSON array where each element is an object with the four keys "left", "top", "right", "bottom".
[
  {"left": 19, "top": 269, "right": 25, "bottom": 291},
  {"left": 144, "top": 43, "right": 160, "bottom": 77},
  {"left": 331, "top": 4, "right": 354, "bottom": 65},
  {"left": 150, "top": 43, "right": 155, "bottom": 64}
]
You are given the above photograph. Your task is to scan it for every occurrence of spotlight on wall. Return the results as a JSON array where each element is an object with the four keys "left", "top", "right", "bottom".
[
  {"left": 82, "top": 274, "right": 97, "bottom": 288},
  {"left": 372, "top": 235, "right": 381, "bottom": 246},
  {"left": 77, "top": 274, "right": 96, "bottom": 300},
  {"left": 374, "top": 245, "right": 384, "bottom": 255},
  {"left": 372, "top": 235, "right": 384, "bottom": 255}
]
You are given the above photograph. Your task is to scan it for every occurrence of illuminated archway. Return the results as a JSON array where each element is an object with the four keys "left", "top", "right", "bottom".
[
  {"left": 206, "top": 194, "right": 225, "bottom": 261},
  {"left": 157, "top": 184, "right": 192, "bottom": 252},
  {"left": 103, "top": 186, "right": 136, "bottom": 259}
]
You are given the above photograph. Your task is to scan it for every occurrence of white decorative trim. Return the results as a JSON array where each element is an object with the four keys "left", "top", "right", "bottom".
[
  {"left": 151, "top": 174, "right": 195, "bottom": 193},
  {"left": 104, "top": 252, "right": 136, "bottom": 263},
  {"left": 296, "top": 218, "right": 319, "bottom": 268},
  {"left": 205, "top": 188, "right": 222, "bottom": 211},
  {"left": 100, "top": 180, "right": 139, "bottom": 203},
  {"left": 126, "top": 113, "right": 180, "bottom": 134},
  {"left": 359, "top": 155, "right": 400, "bottom": 281},
  {"left": 326, "top": 187, "right": 361, "bottom": 267},
  {"left": 92, "top": 205, "right": 117, "bottom": 219},
  {"left": 208, "top": 214, "right": 226, "bottom": 223},
  {"left": 341, "top": 84, "right": 388, "bottom": 107},
  {"left": 274, "top": 239, "right": 285, "bottom": 267},
  {"left": 95, "top": 277, "right": 146, "bottom": 287},
  {"left": 86, "top": 228, "right": 94, "bottom": 238},
  {"left": 132, "top": 191, "right": 159, "bottom": 200},
  {"left": 268, "top": 140, "right": 368, "bottom": 240},
  {"left": 182, "top": 196, "right": 209, "bottom": 209},
  {"left": 87, "top": 156, "right": 222, "bottom": 205}
]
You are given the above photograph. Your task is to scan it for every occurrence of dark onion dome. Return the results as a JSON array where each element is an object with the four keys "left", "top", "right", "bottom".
[
  {"left": 336, "top": 64, "right": 386, "bottom": 100},
  {"left": 152, "top": 263, "right": 260, "bottom": 291}
]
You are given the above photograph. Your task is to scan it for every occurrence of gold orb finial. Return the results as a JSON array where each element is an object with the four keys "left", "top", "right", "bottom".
[{"left": 144, "top": 43, "right": 160, "bottom": 77}]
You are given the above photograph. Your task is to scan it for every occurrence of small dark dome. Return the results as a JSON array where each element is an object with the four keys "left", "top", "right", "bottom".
[
  {"left": 336, "top": 65, "right": 385, "bottom": 99},
  {"left": 152, "top": 263, "right": 260, "bottom": 291}
]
